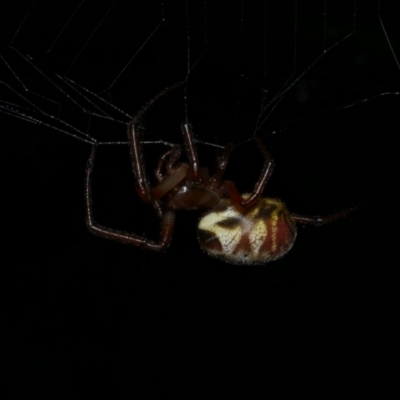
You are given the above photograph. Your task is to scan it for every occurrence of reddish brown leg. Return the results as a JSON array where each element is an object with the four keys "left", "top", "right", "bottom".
[
  {"left": 211, "top": 144, "right": 232, "bottom": 186},
  {"left": 223, "top": 138, "right": 275, "bottom": 209},
  {"left": 156, "top": 148, "right": 174, "bottom": 182},
  {"left": 291, "top": 205, "right": 359, "bottom": 226},
  {"left": 85, "top": 144, "right": 175, "bottom": 251},
  {"left": 152, "top": 163, "right": 189, "bottom": 200},
  {"left": 127, "top": 82, "right": 185, "bottom": 217},
  {"left": 128, "top": 123, "right": 163, "bottom": 218},
  {"left": 128, "top": 123, "right": 152, "bottom": 203},
  {"left": 181, "top": 122, "right": 201, "bottom": 182},
  {"left": 153, "top": 145, "right": 189, "bottom": 199},
  {"left": 131, "top": 82, "right": 185, "bottom": 124},
  {"left": 240, "top": 138, "right": 275, "bottom": 208},
  {"left": 155, "top": 146, "right": 182, "bottom": 182}
]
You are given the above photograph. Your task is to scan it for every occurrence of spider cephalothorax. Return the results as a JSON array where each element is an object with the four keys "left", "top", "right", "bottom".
[{"left": 85, "top": 83, "right": 358, "bottom": 265}]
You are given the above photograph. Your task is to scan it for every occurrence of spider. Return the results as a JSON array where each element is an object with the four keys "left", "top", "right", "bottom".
[{"left": 85, "top": 82, "right": 358, "bottom": 265}]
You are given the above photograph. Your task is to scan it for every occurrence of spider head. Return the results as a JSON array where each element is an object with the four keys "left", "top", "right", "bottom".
[{"left": 197, "top": 197, "right": 297, "bottom": 265}]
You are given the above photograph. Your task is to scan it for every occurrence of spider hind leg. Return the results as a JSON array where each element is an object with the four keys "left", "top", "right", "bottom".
[{"left": 291, "top": 205, "right": 359, "bottom": 226}]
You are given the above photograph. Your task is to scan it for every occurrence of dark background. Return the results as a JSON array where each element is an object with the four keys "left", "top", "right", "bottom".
[{"left": 2, "top": 1, "right": 399, "bottom": 397}]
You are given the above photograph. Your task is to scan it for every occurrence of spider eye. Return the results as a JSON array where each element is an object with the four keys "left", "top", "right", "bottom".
[{"left": 197, "top": 198, "right": 297, "bottom": 265}]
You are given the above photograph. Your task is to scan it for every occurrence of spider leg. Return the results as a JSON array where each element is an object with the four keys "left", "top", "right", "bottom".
[
  {"left": 128, "top": 123, "right": 163, "bottom": 218},
  {"left": 181, "top": 122, "right": 201, "bottom": 182},
  {"left": 155, "top": 146, "right": 182, "bottom": 182},
  {"left": 127, "top": 82, "right": 186, "bottom": 217},
  {"left": 152, "top": 163, "right": 189, "bottom": 200},
  {"left": 85, "top": 144, "right": 175, "bottom": 251},
  {"left": 131, "top": 82, "right": 185, "bottom": 124},
  {"left": 224, "top": 138, "right": 275, "bottom": 209},
  {"left": 211, "top": 144, "right": 232, "bottom": 186},
  {"left": 291, "top": 205, "right": 359, "bottom": 226}
]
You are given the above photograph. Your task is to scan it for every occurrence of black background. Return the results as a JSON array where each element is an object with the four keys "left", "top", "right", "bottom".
[{"left": 2, "top": 1, "right": 399, "bottom": 398}]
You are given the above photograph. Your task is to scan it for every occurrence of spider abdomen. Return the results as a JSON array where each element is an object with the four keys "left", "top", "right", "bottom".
[{"left": 197, "top": 197, "right": 297, "bottom": 265}]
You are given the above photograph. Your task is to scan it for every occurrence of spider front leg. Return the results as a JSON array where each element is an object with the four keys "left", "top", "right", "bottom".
[
  {"left": 211, "top": 144, "right": 232, "bottom": 186},
  {"left": 128, "top": 122, "right": 163, "bottom": 218},
  {"left": 181, "top": 122, "right": 223, "bottom": 184},
  {"left": 127, "top": 81, "right": 186, "bottom": 217},
  {"left": 224, "top": 137, "right": 275, "bottom": 208},
  {"left": 131, "top": 82, "right": 185, "bottom": 124},
  {"left": 155, "top": 146, "right": 182, "bottom": 182},
  {"left": 181, "top": 122, "right": 201, "bottom": 182},
  {"left": 85, "top": 144, "right": 175, "bottom": 251}
]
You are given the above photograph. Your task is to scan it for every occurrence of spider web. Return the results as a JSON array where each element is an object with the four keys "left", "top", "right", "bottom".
[
  {"left": 2, "top": 1, "right": 399, "bottom": 144},
  {"left": 1, "top": 0, "right": 399, "bottom": 249},
  {"left": 0, "top": 1, "right": 400, "bottom": 253},
  {"left": 2, "top": 2, "right": 400, "bottom": 398}
]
